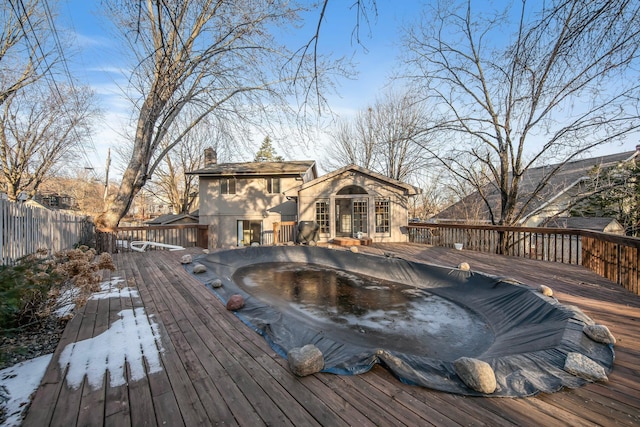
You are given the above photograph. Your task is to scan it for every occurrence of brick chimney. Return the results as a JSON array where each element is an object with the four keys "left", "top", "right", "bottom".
[{"left": 204, "top": 148, "right": 217, "bottom": 167}]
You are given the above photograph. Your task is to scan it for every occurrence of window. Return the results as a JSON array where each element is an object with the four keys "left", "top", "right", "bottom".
[
  {"left": 352, "top": 200, "right": 368, "bottom": 234},
  {"left": 315, "top": 200, "right": 329, "bottom": 233},
  {"left": 267, "top": 177, "right": 280, "bottom": 194},
  {"left": 375, "top": 199, "right": 390, "bottom": 233},
  {"left": 220, "top": 178, "right": 236, "bottom": 194}
]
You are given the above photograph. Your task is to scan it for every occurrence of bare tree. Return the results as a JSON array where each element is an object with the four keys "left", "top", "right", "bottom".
[
  {"left": 0, "top": 0, "right": 56, "bottom": 106},
  {"left": 402, "top": 0, "right": 640, "bottom": 226},
  {"left": 146, "top": 115, "right": 234, "bottom": 214},
  {"left": 325, "top": 90, "right": 431, "bottom": 181},
  {"left": 96, "top": 0, "right": 336, "bottom": 228},
  {"left": 0, "top": 82, "right": 97, "bottom": 200}
]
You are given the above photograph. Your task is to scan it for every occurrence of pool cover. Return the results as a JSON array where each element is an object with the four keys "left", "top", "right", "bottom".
[{"left": 185, "top": 246, "right": 614, "bottom": 397}]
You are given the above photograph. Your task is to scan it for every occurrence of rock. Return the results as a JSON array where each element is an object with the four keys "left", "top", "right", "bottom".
[
  {"left": 202, "top": 249, "right": 210, "bottom": 254},
  {"left": 583, "top": 324, "right": 616, "bottom": 345},
  {"left": 180, "top": 254, "right": 192, "bottom": 264},
  {"left": 564, "top": 352, "right": 608, "bottom": 382},
  {"left": 308, "top": 240, "right": 317, "bottom": 246},
  {"left": 539, "top": 285, "right": 553, "bottom": 297},
  {"left": 286, "top": 241, "right": 295, "bottom": 246},
  {"left": 192, "top": 263, "right": 207, "bottom": 274},
  {"left": 457, "top": 262, "right": 470, "bottom": 271},
  {"left": 350, "top": 246, "right": 359, "bottom": 253},
  {"left": 453, "top": 357, "right": 497, "bottom": 394},
  {"left": 226, "top": 294, "right": 245, "bottom": 311},
  {"left": 209, "top": 278, "right": 223, "bottom": 288},
  {"left": 288, "top": 344, "right": 324, "bottom": 376}
]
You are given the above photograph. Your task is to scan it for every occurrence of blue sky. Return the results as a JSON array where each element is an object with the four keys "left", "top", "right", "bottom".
[
  {"left": 57, "top": 0, "right": 422, "bottom": 177},
  {"left": 57, "top": 1, "right": 638, "bottom": 178}
]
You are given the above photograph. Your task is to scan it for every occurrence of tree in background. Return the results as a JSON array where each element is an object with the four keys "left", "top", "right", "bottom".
[
  {"left": 325, "top": 90, "right": 430, "bottom": 182},
  {"left": 147, "top": 115, "right": 235, "bottom": 214},
  {"left": 0, "top": 0, "right": 55, "bottom": 106},
  {"left": 402, "top": 0, "right": 640, "bottom": 226},
  {"left": 254, "top": 136, "right": 284, "bottom": 162},
  {"left": 0, "top": 82, "right": 97, "bottom": 201},
  {"left": 96, "top": 1, "right": 337, "bottom": 228},
  {"left": 569, "top": 160, "right": 640, "bottom": 236}
]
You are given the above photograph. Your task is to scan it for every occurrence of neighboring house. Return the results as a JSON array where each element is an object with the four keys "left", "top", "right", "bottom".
[
  {"left": 144, "top": 211, "right": 199, "bottom": 226},
  {"left": 544, "top": 217, "right": 625, "bottom": 235},
  {"left": 188, "top": 153, "right": 420, "bottom": 248},
  {"left": 433, "top": 149, "right": 639, "bottom": 228}
]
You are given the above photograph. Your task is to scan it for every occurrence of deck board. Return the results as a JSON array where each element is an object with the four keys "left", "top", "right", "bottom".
[{"left": 23, "top": 243, "right": 640, "bottom": 426}]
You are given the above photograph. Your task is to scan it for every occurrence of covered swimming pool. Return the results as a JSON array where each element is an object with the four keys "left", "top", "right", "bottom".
[{"left": 186, "top": 246, "right": 614, "bottom": 397}]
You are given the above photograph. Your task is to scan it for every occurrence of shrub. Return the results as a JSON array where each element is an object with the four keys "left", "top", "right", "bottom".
[{"left": 0, "top": 246, "right": 115, "bottom": 331}]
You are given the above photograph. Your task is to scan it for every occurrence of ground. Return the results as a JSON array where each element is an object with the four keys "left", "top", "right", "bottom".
[{"left": 1, "top": 318, "right": 65, "bottom": 425}]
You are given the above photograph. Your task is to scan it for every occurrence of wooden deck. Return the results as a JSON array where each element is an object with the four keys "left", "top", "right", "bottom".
[{"left": 24, "top": 243, "right": 640, "bottom": 426}]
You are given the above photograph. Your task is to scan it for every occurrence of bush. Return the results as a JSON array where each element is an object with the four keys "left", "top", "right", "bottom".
[{"left": 0, "top": 246, "right": 115, "bottom": 332}]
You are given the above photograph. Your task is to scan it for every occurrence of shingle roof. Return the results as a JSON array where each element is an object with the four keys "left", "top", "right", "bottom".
[
  {"left": 544, "top": 217, "right": 622, "bottom": 232},
  {"left": 433, "top": 150, "right": 638, "bottom": 223},
  {"left": 187, "top": 160, "right": 316, "bottom": 176}
]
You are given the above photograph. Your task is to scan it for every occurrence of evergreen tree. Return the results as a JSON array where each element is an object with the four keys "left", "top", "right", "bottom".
[{"left": 254, "top": 136, "right": 284, "bottom": 162}]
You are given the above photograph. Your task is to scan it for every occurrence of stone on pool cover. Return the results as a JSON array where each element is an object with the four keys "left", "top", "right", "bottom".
[
  {"left": 564, "top": 352, "right": 608, "bottom": 382},
  {"left": 457, "top": 262, "right": 470, "bottom": 271},
  {"left": 209, "top": 278, "right": 223, "bottom": 288},
  {"left": 180, "top": 254, "right": 192, "bottom": 264},
  {"left": 193, "top": 263, "right": 207, "bottom": 273},
  {"left": 288, "top": 344, "right": 324, "bottom": 376},
  {"left": 453, "top": 357, "right": 497, "bottom": 394},
  {"left": 583, "top": 324, "right": 616, "bottom": 345},
  {"left": 539, "top": 285, "right": 554, "bottom": 297},
  {"left": 226, "top": 294, "right": 245, "bottom": 311}
]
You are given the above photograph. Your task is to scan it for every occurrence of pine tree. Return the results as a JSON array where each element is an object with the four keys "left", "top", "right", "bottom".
[{"left": 254, "top": 136, "right": 284, "bottom": 162}]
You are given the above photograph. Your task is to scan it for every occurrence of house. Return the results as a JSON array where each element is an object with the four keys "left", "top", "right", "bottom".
[
  {"left": 433, "top": 149, "right": 639, "bottom": 228},
  {"left": 144, "top": 211, "right": 199, "bottom": 226},
  {"left": 187, "top": 150, "right": 420, "bottom": 248},
  {"left": 544, "top": 217, "right": 625, "bottom": 235}
]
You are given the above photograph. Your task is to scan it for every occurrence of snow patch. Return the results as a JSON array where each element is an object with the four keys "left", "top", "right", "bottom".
[
  {"left": 58, "top": 307, "right": 164, "bottom": 390},
  {"left": 0, "top": 354, "right": 52, "bottom": 427}
]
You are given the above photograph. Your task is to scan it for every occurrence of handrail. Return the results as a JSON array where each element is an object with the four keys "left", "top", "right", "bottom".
[
  {"left": 95, "top": 224, "right": 208, "bottom": 253},
  {"left": 407, "top": 222, "right": 639, "bottom": 296}
]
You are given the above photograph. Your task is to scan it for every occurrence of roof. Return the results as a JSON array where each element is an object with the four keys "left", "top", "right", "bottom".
[
  {"left": 289, "top": 164, "right": 421, "bottom": 196},
  {"left": 145, "top": 212, "right": 199, "bottom": 225},
  {"left": 544, "top": 217, "right": 623, "bottom": 232},
  {"left": 187, "top": 160, "right": 317, "bottom": 177},
  {"left": 434, "top": 150, "right": 638, "bottom": 223}
]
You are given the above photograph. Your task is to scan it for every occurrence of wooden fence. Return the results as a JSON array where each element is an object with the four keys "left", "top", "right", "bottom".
[
  {"left": 95, "top": 224, "right": 209, "bottom": 253},
  {"left": 408, "top": 223, "right": 640, "bottom": 296},
  {"left": 1, "top": 199, "right": 93, "bottom": 265}
]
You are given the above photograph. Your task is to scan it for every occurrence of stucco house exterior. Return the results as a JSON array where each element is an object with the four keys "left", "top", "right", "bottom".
[{"left": 187, "top": 152, "right": 420, "bottom": 248}]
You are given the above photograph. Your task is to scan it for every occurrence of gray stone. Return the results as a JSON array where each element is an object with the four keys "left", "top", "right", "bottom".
[
  {"left": 226, "top": 294, "right": 245, "bottom": 311},
  {"left": 564, "top": 352, "right": 608, "bottom": 382},
  {"left": 288, "top": 344, "right": 324, "bottom": 376},
  {"left": 583, "top": 324, "right": 616, "bottom": 345},
  {"left": 192, "top": 263, "right": 207, "bottom": 274},
  {"left": 209, "top": 278, "right": 223, "bottom": 288},
  {"left": 457, "top": 262, "right": 470, "bottom": 271},
  {"left": 539, "top": 285, "right": 553, "bottom": 297},
  {"left": 453, "top": 357, "right": 497, "bottom": 394},
  {"left": 180, "top": 254, "right": 192, "bottom": 264}
]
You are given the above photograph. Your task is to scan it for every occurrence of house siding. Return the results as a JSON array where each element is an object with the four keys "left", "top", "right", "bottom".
[
  {"left": 199, "top": 175, "right": 300, "bottom": 248},
  {"left": 297, "top": 171, "right": 411, "bottom": 243}
]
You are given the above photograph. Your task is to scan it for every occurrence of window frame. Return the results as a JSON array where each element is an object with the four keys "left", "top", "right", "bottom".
[
  {"left": 315, "top": 200, "right": 330, "bottom": 233},
  {"left": 375, "top": 198, "right": 390, "bottom": 234},
  {"left": 220, "top": 177, "right": 236, "bottom": 195}
]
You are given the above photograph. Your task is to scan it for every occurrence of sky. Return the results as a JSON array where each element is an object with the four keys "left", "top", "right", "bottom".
[
  {"left": 56, "top": 0, "right": 423, "bottom": 179},
  {"left": 54, "top": 1, "right": 638, "bottom": 181}
]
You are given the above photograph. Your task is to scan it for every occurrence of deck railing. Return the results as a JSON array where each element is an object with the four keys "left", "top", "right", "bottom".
[
  {"left": 95, "top": 224, "right": 208, "bottom": 253},
  {"left": 407, "top": 223, "right": 640, "bottom": 296},
  {"left": 273, "top": 221, "right": 297, "bottom": 244}
]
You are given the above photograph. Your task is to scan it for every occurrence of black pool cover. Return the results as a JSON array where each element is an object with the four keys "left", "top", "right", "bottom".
[{"left": 185, "top": 246, "right": 614, "bottom": 397}]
